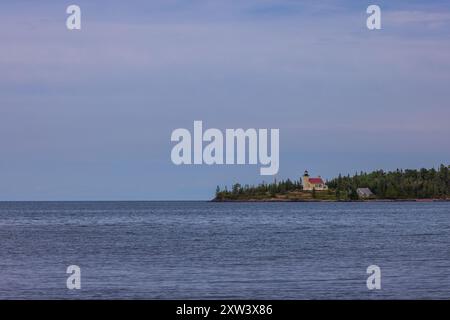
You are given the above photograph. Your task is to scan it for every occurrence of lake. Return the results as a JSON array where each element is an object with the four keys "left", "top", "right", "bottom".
[{"left": 0, "top": 201, "right": 449, "bottom": 299}]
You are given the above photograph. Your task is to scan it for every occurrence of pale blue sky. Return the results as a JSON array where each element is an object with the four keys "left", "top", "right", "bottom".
[{"left": 1, "top": 0, "right": 449, "bottom": 200}]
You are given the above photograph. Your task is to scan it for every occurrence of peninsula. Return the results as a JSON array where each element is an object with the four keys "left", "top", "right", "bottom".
[{"left": 212, "top": 165, "right": 449, "bottom": 202}]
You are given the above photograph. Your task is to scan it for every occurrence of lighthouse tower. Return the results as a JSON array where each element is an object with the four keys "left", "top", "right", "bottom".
[{"left": 302, "top": 170, "right": 310, "bottom": 189}]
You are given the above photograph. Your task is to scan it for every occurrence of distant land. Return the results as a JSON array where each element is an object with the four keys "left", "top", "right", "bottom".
[{"left": 212, "top": 165, "right": 450, "bottom": 202}]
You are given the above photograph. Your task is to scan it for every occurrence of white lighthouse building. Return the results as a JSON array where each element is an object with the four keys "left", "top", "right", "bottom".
[{"left": 302, "top": 170, "right": 328, "bottom": 191}]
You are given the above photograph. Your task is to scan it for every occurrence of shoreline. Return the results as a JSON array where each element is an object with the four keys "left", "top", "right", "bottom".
[{"left": 211, "top": 198, "right": 450, "bottom": 203}]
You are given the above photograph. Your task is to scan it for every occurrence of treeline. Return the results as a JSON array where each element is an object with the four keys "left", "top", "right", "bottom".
[
  {"left": 214, "top": 164, "right": 449, "bottom": 200},
  {"left": 215, "top": 179, "right": 303, "bottom": 200},
  {"left": 328, "top": 164, "right": 449, "bottom": 200}
]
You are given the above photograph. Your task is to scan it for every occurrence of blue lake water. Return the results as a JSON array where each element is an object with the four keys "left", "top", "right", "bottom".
[{"left": 0, "top": 201, "right": 449, "bottom": 299}]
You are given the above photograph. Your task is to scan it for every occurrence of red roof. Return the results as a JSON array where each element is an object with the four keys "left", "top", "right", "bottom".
[{"left": 308, "top": 178, "right": 324, "bottom": 184}]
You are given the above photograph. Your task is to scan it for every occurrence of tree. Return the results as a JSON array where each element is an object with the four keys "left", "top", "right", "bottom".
[
  {"left": 335, "top": 188, "right": 341, "bottom": 200},
  {"left": 349, "top": 188, "right": 359, "bottom": 200}
]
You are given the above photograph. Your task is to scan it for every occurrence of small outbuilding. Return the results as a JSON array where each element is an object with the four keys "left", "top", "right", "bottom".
[{"left": 356, "top": 188, "right": 374, "bottom": 198}]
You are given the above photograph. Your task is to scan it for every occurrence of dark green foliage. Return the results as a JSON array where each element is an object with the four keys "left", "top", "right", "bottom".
[
  {"left": 215, "top": 178, "right": 303, "bottom": 200},
  {"left": 327, "top": 164, "right": 449, "bottom": 200}
]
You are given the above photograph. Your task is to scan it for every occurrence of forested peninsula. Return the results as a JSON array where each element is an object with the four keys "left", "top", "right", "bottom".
[{"left": 213, "top": 165, "right": 449, "bottom": 202}]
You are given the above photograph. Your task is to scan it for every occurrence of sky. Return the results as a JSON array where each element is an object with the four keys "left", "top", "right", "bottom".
[{"left": 1, "top": 0, "right": 449, "bottom": 200}]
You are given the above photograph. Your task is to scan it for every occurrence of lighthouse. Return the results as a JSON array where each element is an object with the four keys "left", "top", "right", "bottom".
[{"left": 302, "top": 170, "right": 328, "bottom": 191}]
